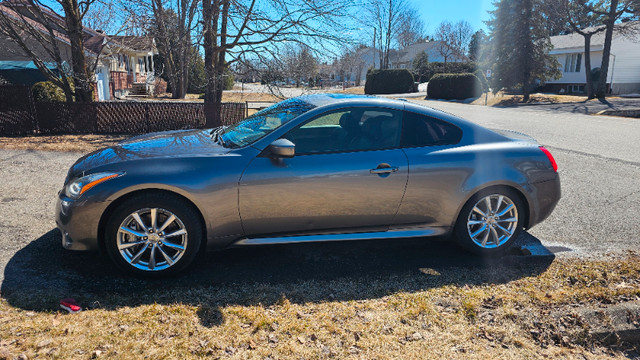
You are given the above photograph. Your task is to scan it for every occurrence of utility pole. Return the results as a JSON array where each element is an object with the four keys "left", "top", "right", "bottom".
[{"left": 373, "top": 27, "right": 376, "bottom": 69}]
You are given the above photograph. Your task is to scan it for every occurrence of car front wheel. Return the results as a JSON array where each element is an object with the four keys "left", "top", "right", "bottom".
[
  {"left": 105, "top": 193, "right": 203, "bottom": 276},
  {"left": 454, "top": 188, "right": 524, "bottom": 256}
]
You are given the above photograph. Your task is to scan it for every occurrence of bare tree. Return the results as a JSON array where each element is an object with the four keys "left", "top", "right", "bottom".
[
  {"left": 280, "top": 44, "right": 318, "bottom": 87},
  {"left": 434, "top": 21, "right": 455, "bottom": 67},
  {"left": 201, "top": 0, "right": 353, "bottom": 127},
  {"left": 395, "top": 7, "right": 425, "bottom": 48},
  {"left": 364, "top": 0, "right": 407, "bottom": 69},
  {"left": 435, "top": 20, "right": 472, "bottom": 67},
  {"left": 147, "top": 0, "right": 200, "bottom": 99},
  {"left": 0, "top": 0, "right": 97, "bottom": 102}
]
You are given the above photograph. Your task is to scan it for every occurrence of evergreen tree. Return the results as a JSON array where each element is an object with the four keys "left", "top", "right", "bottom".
[
  {"left": 468, "top": 30, "right": 488, "bottom": 62},
  {"left": 487, "top": 0, "right": 561, "bottom": 102},
  {"left": 412, "top": 51, "right": 429, "bottom": 82}
]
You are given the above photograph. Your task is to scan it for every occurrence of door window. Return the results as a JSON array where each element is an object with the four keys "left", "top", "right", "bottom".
[{"left": 285, "top": 108, "right": 403, "bottom": 154}]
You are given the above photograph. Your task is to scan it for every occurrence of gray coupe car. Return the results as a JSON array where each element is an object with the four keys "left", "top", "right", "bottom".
[{"left": 56, "top": 94, "right": 560, "bottom": 276}]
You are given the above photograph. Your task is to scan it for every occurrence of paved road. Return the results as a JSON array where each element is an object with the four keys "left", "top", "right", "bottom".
[
  {"left": 0, "top": 102, "right": 638, "bottom": 292},
  {"left": 411, "top": 99, "right": 640, "bottom": 256}
]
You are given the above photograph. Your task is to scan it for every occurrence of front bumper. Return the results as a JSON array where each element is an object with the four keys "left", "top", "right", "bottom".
[{"left": 55, "top": 191, "right": 108, "bottom": 251}]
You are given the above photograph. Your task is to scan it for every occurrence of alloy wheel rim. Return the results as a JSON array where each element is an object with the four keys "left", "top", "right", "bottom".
[
  {"left": 467, "top": 194, "right": 518, "bottom": 249},
  {"left": 117, "top": 208, "right": 188, "bottom": 271}
]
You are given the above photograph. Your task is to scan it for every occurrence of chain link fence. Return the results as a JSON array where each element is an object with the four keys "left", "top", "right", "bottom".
[{"left": 0, "top": 85, "right": 247, "bottom": 136}]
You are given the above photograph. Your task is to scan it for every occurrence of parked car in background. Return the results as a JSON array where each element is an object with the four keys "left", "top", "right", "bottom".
[{"left": 56, "top": 94, "right": 561, "bottom": 276}]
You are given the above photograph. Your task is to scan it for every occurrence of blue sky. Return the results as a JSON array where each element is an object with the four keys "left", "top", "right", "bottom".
[{"left": 408, "top": 0, "right": 495, "bottom": 33}]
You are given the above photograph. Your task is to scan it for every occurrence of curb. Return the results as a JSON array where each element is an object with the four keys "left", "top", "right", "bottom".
[{"left": 596, "top": 109, "right": 640, "bottom": 118}]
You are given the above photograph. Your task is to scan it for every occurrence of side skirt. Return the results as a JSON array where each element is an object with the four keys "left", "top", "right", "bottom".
[{"left": 232, "top": 227, "right": 449, "bottom": 246}]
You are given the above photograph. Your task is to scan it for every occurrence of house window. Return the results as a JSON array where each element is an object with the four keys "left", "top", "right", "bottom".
[
  {"left": 564, "top": 53, "right": 582, "bottom": 72},
  {"left": 570, "top": 85, "right": 585, "bottom": 93}
]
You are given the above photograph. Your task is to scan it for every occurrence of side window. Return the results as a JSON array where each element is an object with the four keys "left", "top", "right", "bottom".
[
  {"left": 401, "top": 111, "right": 462, "bottom": 148},
  {"left": 284, "top": 108, "right": 402, "bottom": 154}
]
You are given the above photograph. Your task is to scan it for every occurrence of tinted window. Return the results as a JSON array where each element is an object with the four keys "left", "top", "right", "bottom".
[
  {"left": 285, "top": 108, "right": 402, "bottom": 154},
  {"left": 401, "top": 111, "right": 462, "bottom": 147}
]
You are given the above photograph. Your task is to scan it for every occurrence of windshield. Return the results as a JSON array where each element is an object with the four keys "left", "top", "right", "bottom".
[{"left": 220, "top": 98, "right": 316, "bottom": 148}]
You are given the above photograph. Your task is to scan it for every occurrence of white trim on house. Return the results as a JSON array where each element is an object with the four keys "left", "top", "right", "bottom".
[{"left": 547, "top": 22, "right": 640, "bottom": 94}]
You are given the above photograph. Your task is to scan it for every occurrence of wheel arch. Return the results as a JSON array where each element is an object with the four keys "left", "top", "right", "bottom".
[
  {"left": 451, "top": 183, "right": 531, "bottom": 232},
  {"left": 97, "top": 188, "right": 208, "bottom": 254}
]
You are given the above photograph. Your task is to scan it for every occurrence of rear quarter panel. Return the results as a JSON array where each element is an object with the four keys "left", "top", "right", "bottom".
[{"left": 396, "top": 141, "right": 557, "bottom": 230}]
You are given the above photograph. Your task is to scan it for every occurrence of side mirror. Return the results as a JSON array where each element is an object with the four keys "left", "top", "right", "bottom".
[{"left": 269, "top": 138, "right": 295, "bottom": 158}]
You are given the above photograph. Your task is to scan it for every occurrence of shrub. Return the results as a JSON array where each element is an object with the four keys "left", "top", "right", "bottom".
[
  {"left": 425, "top": 62, "right": 478, "bottom": 82},
  {"left": 223, "top": 69, "right": 234, "bottom": 90},
  {"left": 474, "top": 69, "right": 489, "bottom": 92},
  {"left": 427, "top": 73, "right": 483, "bottom": 100},
  {"left": 364, "top": 69, "right": 415, "bottom": 95},
  {"left": 32, "top": 80, "right": 73, "bottom": 102}
]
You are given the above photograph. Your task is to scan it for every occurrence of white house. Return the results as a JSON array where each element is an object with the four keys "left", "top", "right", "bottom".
[
  {"left": 340, "top": 41, "right": 468, "bottom": 86},
  {"left": 389, "top": 40, "right": 468, "bottom": 70},
  {"left": 546, "top": 22, "right": 640, "bottom": 95}
]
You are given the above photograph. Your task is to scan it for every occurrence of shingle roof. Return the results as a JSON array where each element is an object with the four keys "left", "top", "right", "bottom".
[
  {"left": 550, "top": 22, "right": 639, "bottom": 50},
  {"left": 0, "top": 2, "right": 154, "bottom": 55},
  {"left": 108, "top": 36, "right": 156, "bottom": 51}
]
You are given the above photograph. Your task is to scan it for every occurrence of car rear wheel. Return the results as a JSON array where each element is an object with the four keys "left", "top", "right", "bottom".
[
  {"left": 454, "top": 188, "right": 524, "bottom": 256},
  {"left": 105, "top": 193, "right": 203, "bottom": 276}
]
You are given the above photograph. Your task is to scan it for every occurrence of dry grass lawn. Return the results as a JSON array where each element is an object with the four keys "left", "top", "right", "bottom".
[
  {"left": 1, "top": 255, "right": 639, "bottom": 359},
  {"left": 471, "top": 92, "right": 594, "bottom": 106},
  {"left": 153, "top": 92, "right": 283, "bottom": 103},
  {"left": 329, "top": 86, "right": 366, "bottom": 95},
  {"left": 0, "top": 134, "right": 127, "bottom": 153}
]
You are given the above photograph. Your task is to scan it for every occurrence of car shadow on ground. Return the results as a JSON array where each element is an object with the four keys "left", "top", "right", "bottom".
[{"left": 2, "top": 229, "right": 555, "bottom": 327}]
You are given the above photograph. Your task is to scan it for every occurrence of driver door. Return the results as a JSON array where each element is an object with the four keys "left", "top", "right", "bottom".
[{"left": 238, "top": 108, "right": 408, "bottom": 236}]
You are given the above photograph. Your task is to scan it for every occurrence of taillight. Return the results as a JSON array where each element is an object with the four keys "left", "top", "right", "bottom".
[{"left": 539, "top": 146, "right": 558, "bottom": 172}]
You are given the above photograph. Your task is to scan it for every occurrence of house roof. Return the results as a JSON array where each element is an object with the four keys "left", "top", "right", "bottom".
[
  {"left": 0, "top": 2, "right": 155, "bottom": 55},
  {"left": 390, "top": 40, "right": 468, "bottom": 64},
  {"left": 550, "top": 21, "right": 640, "bottom": 51},
  {"left": 109, "top": 36, "right": 156, "bottom": 51}
]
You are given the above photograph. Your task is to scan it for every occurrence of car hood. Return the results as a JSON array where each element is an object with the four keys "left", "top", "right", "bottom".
[{"left": 68, "top": 129, "right": 228, "bottom": 179}]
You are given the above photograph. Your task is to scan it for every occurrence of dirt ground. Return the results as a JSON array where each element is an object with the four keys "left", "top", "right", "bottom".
[{"left": 0, "top": 134, "right": 127, "bottom": 153}]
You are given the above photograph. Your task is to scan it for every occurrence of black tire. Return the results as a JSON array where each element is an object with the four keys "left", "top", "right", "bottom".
[
  {"left": 453, "top": 187, "right": 525, "bottom": 256},
  {"left": 104, "top": 192, "right": 203, "bottom": 277}
]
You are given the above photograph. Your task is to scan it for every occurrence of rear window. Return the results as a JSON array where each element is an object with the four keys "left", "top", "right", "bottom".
[{"left": 401, "top": 111, "right": 462, "bottom": 148}]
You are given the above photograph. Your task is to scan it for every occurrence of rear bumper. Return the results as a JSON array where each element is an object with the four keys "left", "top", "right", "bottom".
[
  {"left": 527, "top": 173, "right": 561, "bottom": 229},
  {"left": 55, "top": 191, "right": 106, "bottom": 251}
]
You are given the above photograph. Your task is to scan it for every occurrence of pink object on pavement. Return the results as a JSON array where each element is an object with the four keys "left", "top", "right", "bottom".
[{"left": 60, "top": 298, "right": 82, "bottom": 313}]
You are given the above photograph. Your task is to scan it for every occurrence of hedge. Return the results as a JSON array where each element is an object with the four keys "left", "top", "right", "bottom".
[
  {"left": 427, "top": 73, "right": 483, "bottom": 100},
  {"left": 418, "top": 62, "right": 478, "bottom": 82},
  {"left": 364, "top": 69, "right": 415, "bottom": 94}
]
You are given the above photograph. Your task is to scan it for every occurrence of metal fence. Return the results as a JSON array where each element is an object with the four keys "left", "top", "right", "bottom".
[{"left": 0, "top": 85, "right": 247, "bottom": 136}]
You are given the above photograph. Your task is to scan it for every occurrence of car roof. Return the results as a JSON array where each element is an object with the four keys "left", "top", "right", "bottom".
[{"left": 297, "top": 93, "right": 408, "bottom": 108}]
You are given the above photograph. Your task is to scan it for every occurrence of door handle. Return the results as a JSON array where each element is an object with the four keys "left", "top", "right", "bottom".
[{"left": 370, "top": 164, "right": 399, "bottom": 174}]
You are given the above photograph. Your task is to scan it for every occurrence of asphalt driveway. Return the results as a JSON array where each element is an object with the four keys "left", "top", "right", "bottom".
[{"left": 0, "top": 101, "right": 638, "bottom": 294}]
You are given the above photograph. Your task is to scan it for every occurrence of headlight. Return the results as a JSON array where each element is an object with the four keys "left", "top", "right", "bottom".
[{"left": 65, "top": 172, "right": 124, "bottom": 199}]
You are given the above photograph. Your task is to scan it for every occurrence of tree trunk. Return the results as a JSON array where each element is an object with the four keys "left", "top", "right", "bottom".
[
  {"left": 596, "top": 0, "right": 618, "bottom": 99},
  {"left": 60, "top": 0, "right": 93, "bottom": 102},
  {"left": 203, "top": 0, "right": 226, "bottom": 128},
  {"left": 521, "top": 0, "right": 532, "bottom": 103},
  {"left": 583, "top": 34, "right": 594, "bottom": 99}
]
